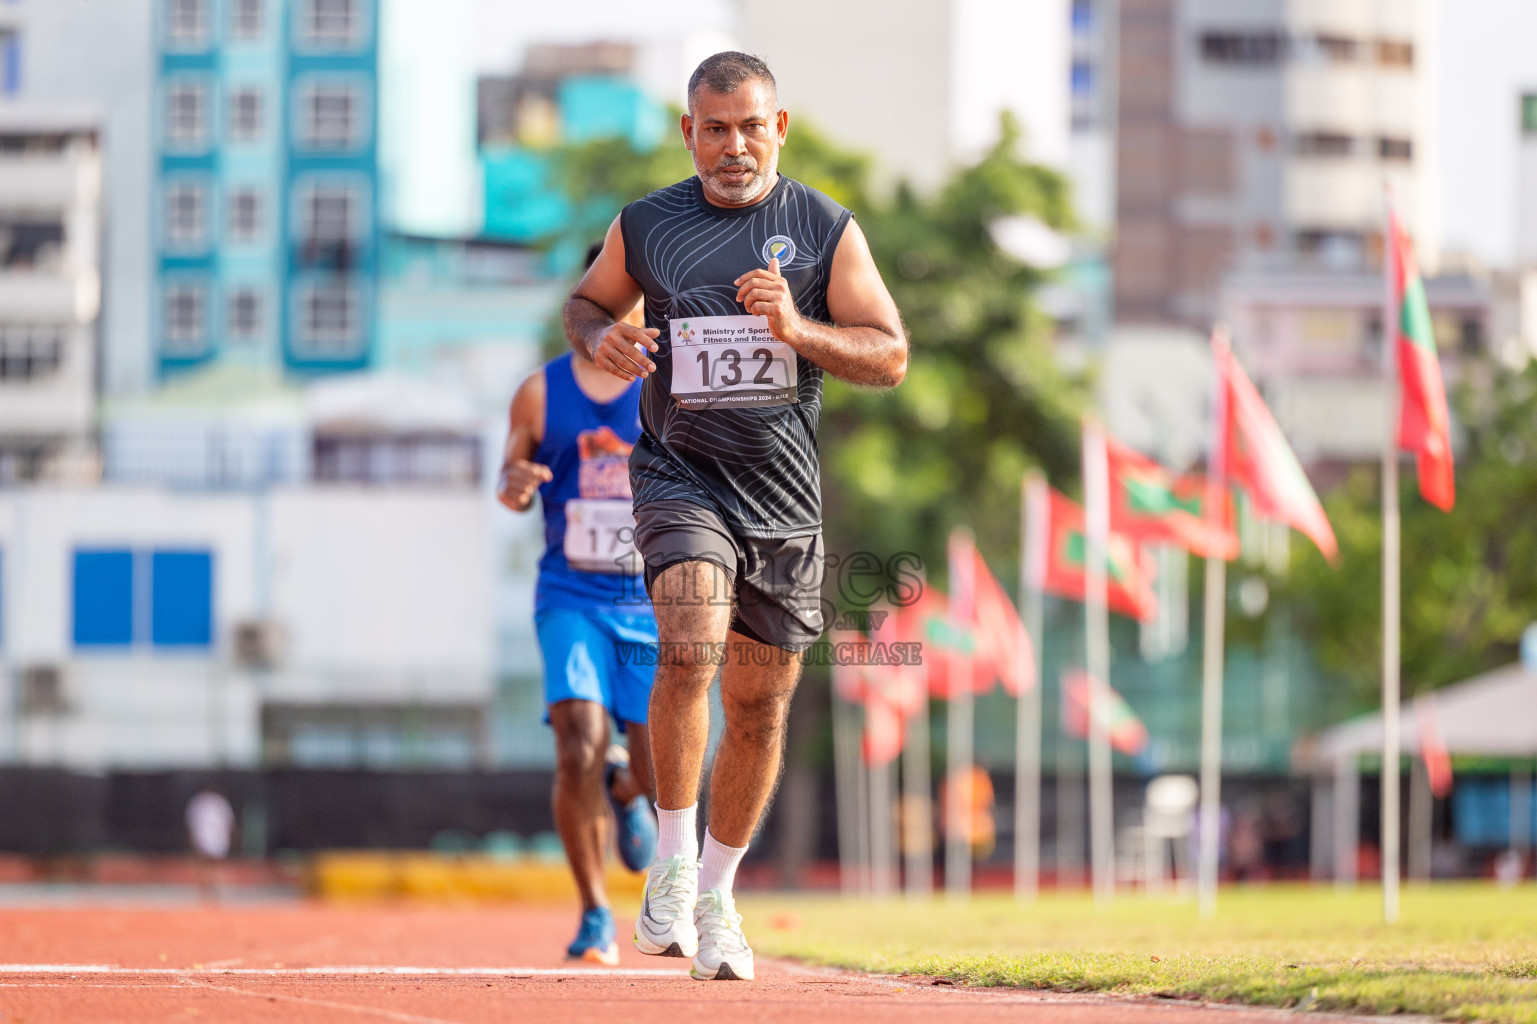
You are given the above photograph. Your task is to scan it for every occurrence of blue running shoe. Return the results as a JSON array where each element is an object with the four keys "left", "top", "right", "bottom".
[
  {"left": 567, "top": 906, "right": 618, "bottom": 965},
  {"left": 606, "top": 745, "right": 658, "bottom": 872}
]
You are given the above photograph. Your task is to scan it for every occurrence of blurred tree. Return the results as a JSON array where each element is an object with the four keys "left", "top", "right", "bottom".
[
  {"left": 540, "top": 112, "right": 1089, "bottom": 589},
  {"left": 1274, "top": 365, "right": 1537, "bottom": 705}
]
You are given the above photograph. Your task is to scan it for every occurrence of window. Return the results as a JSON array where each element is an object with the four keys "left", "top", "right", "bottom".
[
  {"left": 1524, "top": 94, "right": 1537, "bottom": 138},
  {"left": 1378, "top": 136, "right": 1413, "bottom": 161},
  {"left": 1200, "top": 31, "right": 1284, "bottom": 64},
  {"left": 165, "top": 182, "right": 206, "bottom": 245},
  {"left": 0, "top": 325, "right": 65, "bottom": 381},
  {"left": 1295, "top": 131, "right": 1354, "bottom": 157},
  {"left": 1071, "top": 60, "right": 1093, "bottom": 97},
  {"left": 0, "top": 29, "right": 20, "bottom": 96},
  {"left": 299, "top": 282, "right": 361, "bottom": 351},
  {"left": 1309, "top": 34, "right": 1359, "bottom": 62},
  {"left": 164, "top": 284, "right": 207, "bottom": 353},
  {"left": 1071, "top": 0, "right": 1092, "bottom": 34},
  {"left": 72, "top": 548, "right": 213, "bottom": 650},
  {"left": 0, "top": 215, "right": 64, "bottom": 269},
  {"left": 300, "top": 185, "right": 357, "bottom": 244},
  {"left": 1377, "top": 40, "right": 1413, "bottom": 67},
  {"left": 167, "top": 0, "right": 208, "bottom": 45},
  {"left": 228, "top": 289, "right": 261, "bottom": 340},
  {"left": 73, "top": 550, "right": 134, "bottom": 647},
  {"left": 300, "top": 84, "right": 363, "bottom": 148},
  {"left": 304, "top": 0, "right": 361, "bottom": 46},
  {"left": 232, "top": 0, "right": 263, "bottom": 39},
  {"left": 151, "top": 551, "right": 213, "bottom": 646},
  {"left": 229, "top": 88, "right": 263, "bottom": 141},
  {"left": 229, "top": 188, "right": 262, "bottom": 241},
  {"left": 166, "top": 82, "right": 207, "bottom": 146}
]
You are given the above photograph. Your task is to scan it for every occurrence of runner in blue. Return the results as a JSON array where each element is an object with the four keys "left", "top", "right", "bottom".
[{"left": 497, "top": 246, "right": 659, "bottom": 965}]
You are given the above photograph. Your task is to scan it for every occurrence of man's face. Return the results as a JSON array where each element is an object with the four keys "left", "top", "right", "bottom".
[{"left": 682, "top": 79, "right": 788, "bottom": 207}]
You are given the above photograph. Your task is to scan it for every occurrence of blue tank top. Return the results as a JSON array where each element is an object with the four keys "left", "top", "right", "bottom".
[{"left": 534, "top": 353, "right": 649, "bottom": 613}]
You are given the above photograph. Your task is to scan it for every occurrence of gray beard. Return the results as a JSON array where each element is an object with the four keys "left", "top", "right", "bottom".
[{"left": 702, "top": 167, "right": 770, "bottom": 205}]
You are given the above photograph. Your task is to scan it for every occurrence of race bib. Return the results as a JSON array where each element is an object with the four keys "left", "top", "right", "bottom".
[
  {"left": 668, "top": 314, "right": 798, "bottom": 408},
  {"left": 563, "top": 499, "right": 641, "bottom": 575}
]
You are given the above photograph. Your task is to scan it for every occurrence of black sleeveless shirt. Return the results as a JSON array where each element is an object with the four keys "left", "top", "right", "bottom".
[{"left": 621, "top": 175, "right": 852, "bottom": 539}]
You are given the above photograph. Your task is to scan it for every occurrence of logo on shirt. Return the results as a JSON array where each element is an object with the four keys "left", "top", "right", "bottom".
[
  {"left": 762, "top": 235, "right": 797, "bottom": 266},
  {"left": 577, "top": 426, "right": 634, "bottom": 500}
]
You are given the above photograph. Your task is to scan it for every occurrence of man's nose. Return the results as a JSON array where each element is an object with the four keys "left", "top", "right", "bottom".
[{"left": 724, "top": 128, "right": 746, "bottom": 155}]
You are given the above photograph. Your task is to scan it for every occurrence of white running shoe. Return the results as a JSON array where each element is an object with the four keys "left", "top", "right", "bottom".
[
  {"left": 633, "top": 855, "right": 699, "bottom": 958},
  {"left": 689, "top": 888, "right": 754, "bottom": 981}
]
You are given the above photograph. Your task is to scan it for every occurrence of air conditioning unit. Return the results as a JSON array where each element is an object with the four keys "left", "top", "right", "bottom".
[
  {"left": 232, "top": 620, "right": 286, "bottom": 669},
  {"left": 19, "top": 664, "right": 71, "bottom": 715}
]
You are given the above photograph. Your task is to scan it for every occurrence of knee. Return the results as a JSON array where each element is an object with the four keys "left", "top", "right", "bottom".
[
  {"left": 723, "top": 688, "right": 793, "bottom": 741},
  {"left": 554, "top": 726, "right": 605, "bottom": 781}
]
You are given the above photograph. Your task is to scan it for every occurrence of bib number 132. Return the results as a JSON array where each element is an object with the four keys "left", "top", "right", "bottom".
[{"left": 669, "top": 314, "right": 797, "bottom": 408}]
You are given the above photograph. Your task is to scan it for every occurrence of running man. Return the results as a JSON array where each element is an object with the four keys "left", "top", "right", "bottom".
[
  {"left": 563, "top": 52, "right": 906, "bottom": 981},
  {"left": 497, "top": 249, "right": 659, "bottom": 965}
]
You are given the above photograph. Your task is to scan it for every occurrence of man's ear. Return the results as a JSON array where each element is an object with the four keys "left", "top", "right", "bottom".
[
  {"left": 680, "top": 112, "right": 694, "bottom": 151},
  {"left": 776, "top": 108, "right": 789, "bottom": 145}
]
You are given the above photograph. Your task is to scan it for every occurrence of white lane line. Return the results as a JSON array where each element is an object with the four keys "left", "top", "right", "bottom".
[
  {"left": 177, "top": 976, "right": 469, "bottom": 1024},
  {"left": 0, "top": 964, "right": 685, "bottom": 978}
]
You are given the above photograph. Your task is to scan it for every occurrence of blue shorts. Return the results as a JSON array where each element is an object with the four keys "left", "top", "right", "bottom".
[{"left": 535, "top": 607, "right": 658, "bottom": 730}]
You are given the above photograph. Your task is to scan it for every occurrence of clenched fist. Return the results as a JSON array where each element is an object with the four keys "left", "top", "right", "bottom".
[
  {"left": 734, "top": 257, "right": 802, "bottom": 345},
  {"left": 497, "top": 459, "right": 553, "bottom": 512}
]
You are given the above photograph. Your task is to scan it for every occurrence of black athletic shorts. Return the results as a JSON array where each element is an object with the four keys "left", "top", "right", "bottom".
[{"left": 633, "top": 499, "right": 825, "bottom": 653}]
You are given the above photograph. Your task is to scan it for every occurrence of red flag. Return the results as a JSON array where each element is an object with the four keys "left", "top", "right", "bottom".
[
  {"left": 1214, "top": 334, "right": 1339, "bottom": 562},
  {"left": 968, "top": 549, "right": 1036, "bottom": 696},
  {"left": 1026, "top": 486, "right": 1158, "bottom": 622},
  {"left": 1061, "top": 670, "right": 1148, "bottom": 755},
  {"left": 1106, "top": 434, "right": 1239, "bottom": 560},
  {"left": 1390, "top": 206, "right": 1455, "bottom": 510},
  {"left": 1416, "top": 701, "right": 1453, "bottom": 798},
  {"left": 832, "top": 628, "right": 909, "bottom": 766}
]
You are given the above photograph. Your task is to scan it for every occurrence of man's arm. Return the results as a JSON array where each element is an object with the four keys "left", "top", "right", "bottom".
[
  {"left": 563, "top": 215, "right": 661, "bottom": 383},
  {"left": 733, "top": 219, "right": 907, "bottom": 388},
  {"left": 495, "top": 371, "right": 553, "bottom": 513}
]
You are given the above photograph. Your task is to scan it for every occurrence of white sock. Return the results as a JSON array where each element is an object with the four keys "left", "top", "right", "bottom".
[
  {"left": 697, "top": 831, "right": 748, "bottom": 895},
  {"left": 654, "top": 803, "right": 699, "bottom": 864}
]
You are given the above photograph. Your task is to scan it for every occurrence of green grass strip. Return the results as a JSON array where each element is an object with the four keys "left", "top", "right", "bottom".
[{"left": 740, "top": 883, "right": 1537, "bottom": 1022}]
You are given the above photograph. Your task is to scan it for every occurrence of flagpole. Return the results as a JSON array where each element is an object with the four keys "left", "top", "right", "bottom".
[
  {"left": 1016, "top": 473, "right": 1047, "bottom": 902},
  {"left": 869, "top": 745, "right": 895, "bottom": 898},
  {"left": 1381, "top": 185, "right": 1403, "bottom": 925},
  {"left": 1083, "top": 419, "right": 1115, "bottom": 908},
  {"left": 945, "top": 529, "right": 975, "bottom": 901},
  {"left": 903, "top": 681, "right": 933, "bottom": 899},
  {"left": 831, "top": 678, "right": 863, "bottom": 894},
  {"left": 1197, "top": 328, "right": 1232, "bottom": 918}
]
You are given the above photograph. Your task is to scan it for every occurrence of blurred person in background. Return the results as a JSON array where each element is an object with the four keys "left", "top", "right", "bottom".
[
  {"left": 497, "top": 244, "right": 658, "bottom": 966},
  {"left": 185, "top": 789, "right": 234, "bottom": 902},
  {"left": 564, "top": 51, "right": 906, "bottom": 981}
]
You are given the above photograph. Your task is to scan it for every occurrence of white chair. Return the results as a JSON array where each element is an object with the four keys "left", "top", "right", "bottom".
[{"left": 1142, "top": 775, "right": 1198, "bottom": 894}]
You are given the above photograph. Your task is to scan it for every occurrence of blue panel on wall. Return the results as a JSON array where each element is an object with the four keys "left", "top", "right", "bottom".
[
  {"left": 151, "top": 550, "right": 213, "bottom": 647},
  {"left": 73, "top": 549, "right": 135, "bottom": 647}
]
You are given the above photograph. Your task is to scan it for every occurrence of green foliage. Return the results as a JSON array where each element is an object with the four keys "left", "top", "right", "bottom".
[
  {"left": 540, "top": 112, "right": 1088, "bottom": 587},
  {"left": 1276, "top": 365, "right": 1537, "bottom": 705}
]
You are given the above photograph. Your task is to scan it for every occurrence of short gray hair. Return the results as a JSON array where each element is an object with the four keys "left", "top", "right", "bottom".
[{"left": 687, "top": 51, "right": 778, "bottom": 112}]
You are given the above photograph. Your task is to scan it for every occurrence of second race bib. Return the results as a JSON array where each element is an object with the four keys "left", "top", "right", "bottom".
[
  {"left": 563, "top": 499, "right": 641, "bottom": 575},
  {"left": 668, "top": 314, "right": 798, "bottom": 409}
]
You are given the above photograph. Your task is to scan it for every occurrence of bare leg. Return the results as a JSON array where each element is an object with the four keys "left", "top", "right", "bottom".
[
  {"left": 550, "top": 699, "right": 611, "bottom": 911},
  {"left": 647, "top": 560, "right": 734, "bottom": 811},
  {"left": 612, "top": 723, "right": 655, "bottom": 804},
  {"left": 707, "top": 630, "right": 802, "bottom": 847}
]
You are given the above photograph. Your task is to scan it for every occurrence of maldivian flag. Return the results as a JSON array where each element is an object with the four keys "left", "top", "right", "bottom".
[
  {"left": 1062, "top": 670, "right": 1148, "bottom": 755},
  {"left": 1390, "top": 206, "right": 1455, "bottom": 510},
  {"left": 1215, "top": 334, "right": 1339, "bottom": 563},
  {"left": 902, "top": 585, "right": 976, "bottom": 699},
  {"left": 1027, "top": 486, "right": 1158, "bottom": 622},
  {"left": 1106, "top": 434, "right": 1238, "bottom": 560},
  {"left": 831, "top": 627, "right": 911, "bottom": 767}
]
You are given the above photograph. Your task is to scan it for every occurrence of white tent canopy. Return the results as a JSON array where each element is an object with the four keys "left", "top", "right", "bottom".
[{"left": 1302, "top": 662, "right": 1537, "bottom": 768}]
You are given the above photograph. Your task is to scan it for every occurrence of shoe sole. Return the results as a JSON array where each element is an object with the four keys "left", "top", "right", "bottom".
[
  {"left": 633, "top": 930, "right": 695, "bottom": 958},
  {"left": 690, "top": 960, "right": 752, "bottom": 981},
  {"left": 569, "top": 944, "right": 620, "bottom": 967}
]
